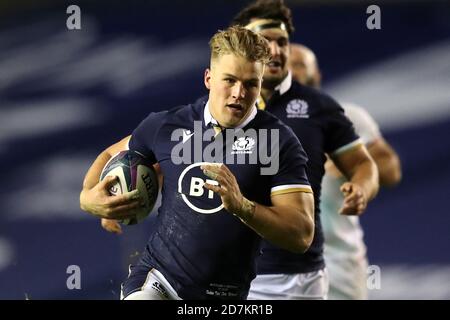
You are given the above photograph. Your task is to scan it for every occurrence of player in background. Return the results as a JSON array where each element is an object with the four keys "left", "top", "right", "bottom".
[
  {"left": 290, "top": 43, "right": 402, "bottom": 299},
  {"left": 80, "top": 26, "right": 315, "bottom": 300},
  {"left": 232, "top": 0, "right": 379, "bottom": 300}
]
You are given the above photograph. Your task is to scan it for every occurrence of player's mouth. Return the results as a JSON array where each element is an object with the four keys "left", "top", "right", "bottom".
[
  {"left": 267, "top": 61, "right": 282, "bottom": 73},
  {"left": 226, "top": 103, "right": 244, "bottom": 111}
]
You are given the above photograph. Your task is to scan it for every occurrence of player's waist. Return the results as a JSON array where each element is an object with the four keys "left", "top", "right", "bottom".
[
  {"left": 146, "top": 262, "right": 252, "bottom": 299},
  {"left": 140, "top": 248, "right": 257, "bottom": 299}
]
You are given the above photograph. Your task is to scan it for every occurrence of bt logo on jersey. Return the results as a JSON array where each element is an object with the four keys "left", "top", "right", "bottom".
[
  {"left": 178, "top": 162, "right": 224, "bottom": 214},
  {"left": 189, "top": 177, "right": 219, "bottom": 199}
]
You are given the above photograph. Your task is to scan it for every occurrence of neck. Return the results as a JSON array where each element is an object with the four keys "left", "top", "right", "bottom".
[
  {"left": 261, "top": 73, "right": 287, "bottom": 102},
  {"left": 234, "top": 106, "right": 254, "bottom": 128},
  {"left": 261, "top": 85, "right": 275, "bottom": 102}
]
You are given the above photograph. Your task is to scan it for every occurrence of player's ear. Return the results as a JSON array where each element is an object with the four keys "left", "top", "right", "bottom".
[{"left": 204, "top": 68, "right": 211, "bottom": 90}]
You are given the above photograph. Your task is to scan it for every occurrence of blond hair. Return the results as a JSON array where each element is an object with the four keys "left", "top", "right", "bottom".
[{"left": 209, "top": 25, "right": 271, "bottom": 66}]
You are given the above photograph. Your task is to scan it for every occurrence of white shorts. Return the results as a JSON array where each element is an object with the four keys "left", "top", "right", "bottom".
[
  {"left": 121, "top": 267, "right": 181, "bottom": 300},
  {"left": 247, "top": 269, "right": 329, "bottom": 300},
  {"left": 326, "top": 256, "right": 368, "bottom": 300}
]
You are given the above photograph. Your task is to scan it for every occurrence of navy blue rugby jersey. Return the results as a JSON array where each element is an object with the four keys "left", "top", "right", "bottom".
[
  {"left": 128, "top": 98, "right": 312, "bottom": 299},
  {"left": 256, "top": 74, "right": 361, "bottom": 274}
]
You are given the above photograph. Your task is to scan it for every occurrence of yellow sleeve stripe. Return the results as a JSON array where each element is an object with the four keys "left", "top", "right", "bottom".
[{"left": 271, "top": 185, "right": 313, "bottom": 196}]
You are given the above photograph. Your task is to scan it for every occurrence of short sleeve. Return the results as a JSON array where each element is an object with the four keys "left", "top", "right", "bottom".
[
  {"left": 128, "top": 111, "right": 167, "bottom": 164},
  {"left": 320, "top": 95, "right": 362, "bottom": 156},
  {"left": 342, "top": 103, "right": 381, "bottom": 146}
]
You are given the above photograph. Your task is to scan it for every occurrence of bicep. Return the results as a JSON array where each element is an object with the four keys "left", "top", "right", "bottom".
[{"left": 271, "top": 191, "right": 314, "bottom": 216}]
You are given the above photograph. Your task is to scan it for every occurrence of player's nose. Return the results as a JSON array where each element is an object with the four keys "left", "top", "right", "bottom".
[
  {"left": 269, "top": 40, "right": 281, "bottom": 56},
  {"left": 231, "top": 82, "right": 246, "bottom": 99}
]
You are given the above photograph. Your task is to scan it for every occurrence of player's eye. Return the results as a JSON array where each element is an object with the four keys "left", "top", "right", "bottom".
[
  {"left": 224, "top": 78, "right": 236, "bottom": 84},
  {"left": 278, "top": 38, "right": 288, "bottom": 47},
  {"left": 245, "top": 81, "right": 259, "bottom": 89}
]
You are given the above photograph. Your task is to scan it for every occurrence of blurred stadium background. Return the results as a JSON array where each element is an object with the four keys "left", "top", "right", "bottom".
[{"left": 0, "top": 0, "right": 449, "bottom": 299}]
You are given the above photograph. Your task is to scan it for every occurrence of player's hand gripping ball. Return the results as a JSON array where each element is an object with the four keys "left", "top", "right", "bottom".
[{"left": 100, "top": 150, "right": 159, "bottom": 225}]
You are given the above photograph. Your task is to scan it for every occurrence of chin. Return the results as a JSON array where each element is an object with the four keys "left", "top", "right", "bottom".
[{"left": 263, "top": 75, "right": 283, "bottom": 87}]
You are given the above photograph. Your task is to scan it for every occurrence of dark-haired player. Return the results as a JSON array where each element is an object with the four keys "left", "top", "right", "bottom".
[{"left": 232, "top": 0, "right": 379, "bottom": 299}]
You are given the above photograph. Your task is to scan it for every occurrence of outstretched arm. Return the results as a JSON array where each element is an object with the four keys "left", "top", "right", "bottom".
[
  {"left": 202, "top": 163, "right": 315, "bottom": 253},
  {"left": 331, "top": 145, "right": 379, "bottom": 216},
  {"left": 367, "top": 138, "right": 402, "bottom": 187}
]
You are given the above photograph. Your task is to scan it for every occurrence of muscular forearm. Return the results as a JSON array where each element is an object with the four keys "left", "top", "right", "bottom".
[
  {"left": 350, "top": 159, "right": 379, "bottom": 201},
  {"left": 236, "top": 197, "right": 314, "bottom": 253},
  {"left": 82, "top": 136, "right": 130, "bottom": 191},
  {"left": 376, "top": 154, "right": 402, "bottom": 187},
  {"left": 200, "top": 164, "right": 314, "bottom": 253},
  {"left": 80, "top": 150, "right": 114, "bottom": 211},
  {"left": 80, "top": 136, "right": 130, "bottom": 212},
  {"left": 82, "top": 151, "right": 113, "bottom": 191},
  {"left": 367, "top": 138, "right": 402, "bottom": 187}
]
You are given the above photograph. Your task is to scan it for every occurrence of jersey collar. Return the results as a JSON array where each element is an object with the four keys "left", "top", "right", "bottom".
[
  {"left": 257, "top": 72, "right": 292, "bottom": 109},
  {"left": 274, "top": 71, "right": 293, "bottom": 96},
  {"left": 203, "top": 101, "right": 258, "bottom": 129}
]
